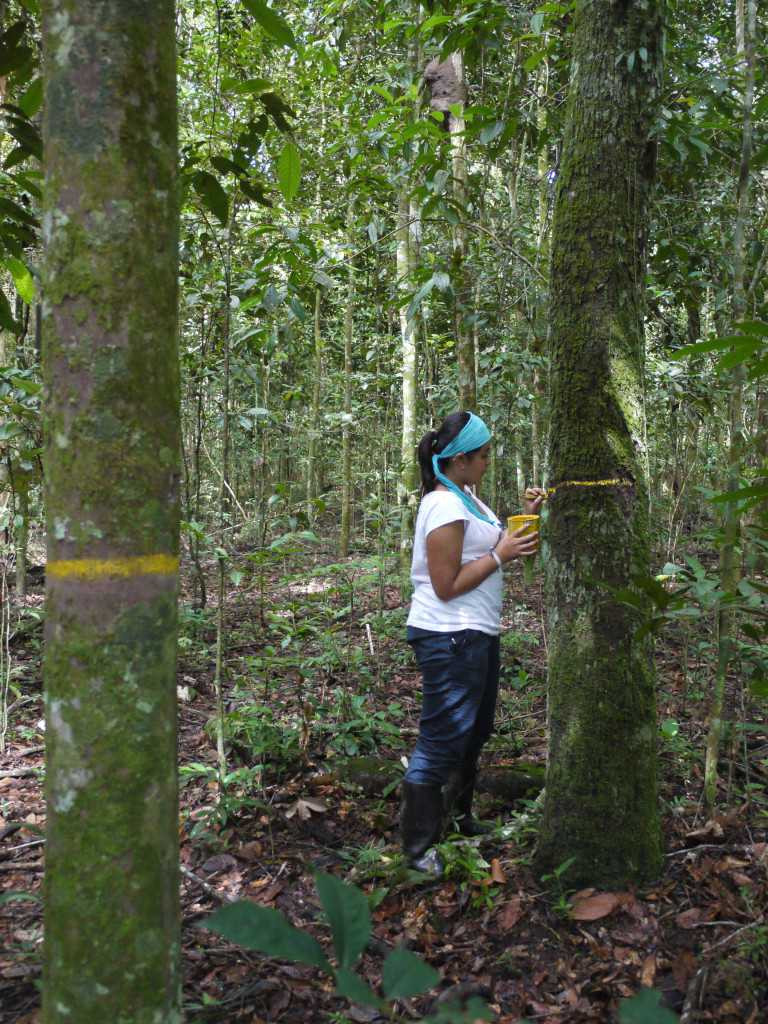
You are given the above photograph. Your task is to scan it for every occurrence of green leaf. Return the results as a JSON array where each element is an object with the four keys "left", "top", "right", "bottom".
[
  {"left": 735, "top": 320, "right": 768, "bottom": 336},
  {"left": 261, "top": 91, "right": 295, "bottom": 132},
  {"left": 211, "top": 155, "right": 247, "bottom": 177},
  {"left": 671, "top": 334, "right": 761, "bottom": 360},
  {"left": 314, "top": 872, "right": 370, "bottom": 970},
  {"left": 0, "top": 21, "right": 31, "bottom": 75},
  {"left": 0, "top": 890, "right": 40, "bottom": 907},
  {"left": 660, "top": 719, "right": 679, "bottom": 739},
  {"left": 242, "top": 0, "right": 297, "bottom": 49},
  {"left": 0, "top": 196, "right": 37, "bottom": 227},
  {"left": 205, "top": 902, "right": 331, "bottom": 972},
  {"left": 618, "top": 988, "right": 679, "bottom": 1023},
  {"left": 710, "top": 483, "right": 768, "bottom": 504},
  {"left": 227, "top": 76, "right": 273, "bottom": 95},
  {"left": 276, "top": 141, "right": 301, "bottom": 203},
  {"left": 334, "top": 967, "right": 383, "bottom": 1008},
  {"left": 479, "top": 120, "right": 504, "bottom": 145},
  {"left": 18, "top": 77, "right": 42, "bottom": 118},
  {"left": 0, "top": 290, "right": 20, "bottom": 333},
  {"left": 381, "top": 946, "right": 440, "bottom": 999},
  {"left": 749, "top": 677, "right": 768, "bottom": 698},
  {"left": 192, "top": 171, "right": 229, "bottom": 225},
  {"left": 6, "top": 257, "right": 35, "bottom": 304}
]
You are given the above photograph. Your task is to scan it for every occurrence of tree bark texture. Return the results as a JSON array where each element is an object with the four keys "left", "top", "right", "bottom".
[
  {"left": 339, "top": 202, "right": 354, "bottom": 557},
  {"left": 398, "top": 191, "right": 419, "bottom": 573},
  {"left": 535, "top": 0, "right": 664, "bottom": 886},
  {"left": 41, "top": 2, "right": 181, "bottom": 1020},
  {"left": 704, "top": 0, "right": 755, "bottom": 808}
]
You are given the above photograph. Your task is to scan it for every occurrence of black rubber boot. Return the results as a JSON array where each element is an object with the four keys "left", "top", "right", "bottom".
[
  {"left": 448, "top": 762, "right": 494, "bottom": 837},
  {"left": 400, "top": 781, "right": 445, "bottom": 876}
]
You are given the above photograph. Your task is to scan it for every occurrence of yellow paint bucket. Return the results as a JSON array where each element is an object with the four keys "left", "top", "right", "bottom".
[{"left": 507, "top": 514, "right": 540, "bottom": 584}]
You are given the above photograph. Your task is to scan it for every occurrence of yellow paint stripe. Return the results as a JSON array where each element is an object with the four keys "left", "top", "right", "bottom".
[
  {"left": 546, "top": 478, "right": 633, "bottom": 495},
  {"left": 48, "top": 553, "right": 179, "bottom": 580}
]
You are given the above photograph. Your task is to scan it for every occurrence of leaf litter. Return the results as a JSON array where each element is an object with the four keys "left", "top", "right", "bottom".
[{"left": 0, "top": 550, "right": 766, "bottom": 1022}]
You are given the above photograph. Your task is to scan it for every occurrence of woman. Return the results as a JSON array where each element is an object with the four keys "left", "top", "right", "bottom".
[{"left": 401, "top": 411, "right": 545, "bottom": 874}]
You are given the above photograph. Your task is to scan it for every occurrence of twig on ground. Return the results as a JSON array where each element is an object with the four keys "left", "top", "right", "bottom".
[{"left": 180, "top": 863, "right": 237, "bottom": 904}]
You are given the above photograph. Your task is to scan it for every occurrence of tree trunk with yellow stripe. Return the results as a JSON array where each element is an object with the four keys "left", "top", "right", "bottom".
[
  {"left": 535, "top": 0, "right": 664, "bottom": 887},
  {"left": 41, "top": 1, "right": 181, "bottom": 1019}
]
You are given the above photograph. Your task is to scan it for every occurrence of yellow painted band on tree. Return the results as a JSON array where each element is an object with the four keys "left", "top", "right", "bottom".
[
  {"left": 47, "top": 554, "right": 180, "bottom": 580},
  {"left": 545, "top": 478, "right": 633, "bottom": 495}
]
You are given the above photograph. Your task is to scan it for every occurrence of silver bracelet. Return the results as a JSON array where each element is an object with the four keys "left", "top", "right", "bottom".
[{"left": 488, "top": 547, "right": 502, "bottom": 570}]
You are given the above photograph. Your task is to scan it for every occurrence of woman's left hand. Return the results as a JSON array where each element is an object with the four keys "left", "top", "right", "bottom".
[{"left": 523, "top": 487, "right": 547, "bottom": 514}]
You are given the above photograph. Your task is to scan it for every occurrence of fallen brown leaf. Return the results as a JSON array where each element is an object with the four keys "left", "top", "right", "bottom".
[
  {"left": 676, "top": 907, "right": 704, "bottom": 928},
  {"left": 285, "top": 797, "right": 327, "bottom": 820},
  {"left": 641, "top": 953, "right": 657, "bottom": 987},
  {"left": 570, "top": 891, "right": 620, "bottom": 921},
  {"left": 498, "top": 897, "right": 523, "bottom": 930},
  {"left": 490, "top": 858, "right": 506, "bottom": 884},
  {"left": 672, "top": 949, "right": 697, "bottom": 990}
]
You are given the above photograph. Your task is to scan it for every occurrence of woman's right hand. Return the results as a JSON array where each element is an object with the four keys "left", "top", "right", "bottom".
[{"left": 494, "top": 526, "right": 539, "bottom": 564}]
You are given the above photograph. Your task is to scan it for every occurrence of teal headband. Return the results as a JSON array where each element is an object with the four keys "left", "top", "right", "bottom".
[{"left": 432, "top": 413, "right": 497, "bottom": 524}]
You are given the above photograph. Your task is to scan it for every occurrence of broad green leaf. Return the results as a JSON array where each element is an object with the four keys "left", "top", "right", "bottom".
[
  {"left": 314, "top": 872, "right": 370, "bottom": 969},
  {"left": 227, "top": 76, "right": 273, "bottom": 95},
  {"left": 420, "top": 13, "right": 452, "bottom": 33},
  {"left": 479, "top": 120, "right": 505, "bottom": 145},
  {"left": 205, "top": 902, "right": 331, "bottom": 972},
  {"left": 618, "top": 988, "right": 679, "bottom": 1023},
  {"left": 735, "top": 320, "right": 768, "bottom": 336},
  {"left": 660, "top": 719, "right": 679, "bottom": 739},
  {"left": 334, "top": 967, "right": 383, "bottom": 1009},
  {"left": 749, "top": 677, "right": 768, "bottom": 698},
  {"left": 530, "top": 11, "right": 545, "bottom": 33},
  {"left": 0, "top": 890, "right": 40, "bottom": 907},
  {"left": 710, "top": 483, "right": 768, "bottom": 504},
  {"left": 716, "top": 342, "right": 762, "bottom": 371},
  {"left": 0, "top": 196, "right": 37, "bottom": 227},
  {"left": 0, "top": 290, "right": 20, "bottom": 333},
  {"left": 211, "top": 155, "right": 247, "bottom": 177},
  {"left": 18, "top": 77, "right": 42, "bottom": 118},
  {"left": 242, "top": 0, "right": 297, "bottom": 49},
  {"left": 193, "top": 171, "right": 229, "bottom": 225},
  {"left": 276, "top": 141, "right": 301, "bottom": 203},
  {"left": 6, "top": 257, "right": 35, "bottom": 304},
  {"left": 381, "top": 946, "right": 440, "bottom": 999}
]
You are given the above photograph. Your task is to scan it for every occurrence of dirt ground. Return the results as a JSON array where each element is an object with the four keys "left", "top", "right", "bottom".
[{"left": 1, "top": 546, "right": 766, "bottom": 1023}]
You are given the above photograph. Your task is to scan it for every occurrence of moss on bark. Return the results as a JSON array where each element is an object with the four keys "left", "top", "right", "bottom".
[
  {"left": 41, "top": 1, "right": 180, "bottom": 1020},
  {"left": 534, "top": 0, "right": 664, "bottom": 887}
]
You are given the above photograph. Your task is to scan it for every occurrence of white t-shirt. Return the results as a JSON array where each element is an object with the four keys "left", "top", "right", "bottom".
[{"left": 407, "top": 488, "right": 503, "bottom": 635}]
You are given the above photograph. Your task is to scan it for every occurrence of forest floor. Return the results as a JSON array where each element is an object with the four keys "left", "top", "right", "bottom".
[{"left": 1, "top": 539, "right": 767, "bottom": 1023}]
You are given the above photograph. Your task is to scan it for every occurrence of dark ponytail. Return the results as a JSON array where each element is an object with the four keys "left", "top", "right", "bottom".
[{"left": 417, "top": 411, "right": 471, "bottom": 493}]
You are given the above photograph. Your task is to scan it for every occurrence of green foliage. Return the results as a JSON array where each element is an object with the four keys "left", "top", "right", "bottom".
[
  {"left": 277, "top": 140, "right": 301, "bottom": 203},
  {"left": 618, "top": 988, "right": 679, "bottom": 1023},
  {"left": 205, "top": 873, "right": 448, "bottom": 1015},
  {"left": 242, "top": 0, "right": 297, "bottom": 50},
  {"left": 318, "top": 690, "right": 405, "bottom": 756},
  {"left": 211, "top": 703, "right": 300, "bottom": 768}
]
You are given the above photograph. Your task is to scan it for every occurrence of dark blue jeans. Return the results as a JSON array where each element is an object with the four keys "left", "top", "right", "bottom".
[{"left": 404, "top": 627, "right": 500, "bottom": 786}]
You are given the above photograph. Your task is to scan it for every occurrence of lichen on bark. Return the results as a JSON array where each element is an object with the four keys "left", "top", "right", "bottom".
[{"left": 534, "top": 0, "right": 664, "bottom": 887}]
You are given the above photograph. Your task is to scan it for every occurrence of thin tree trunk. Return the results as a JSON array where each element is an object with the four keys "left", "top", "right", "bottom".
[
  {"left": 339, "top": 199, "right": 354, "bottom": 558},
  {"left": 306, "top": 286, "right": 323, "bottom": 516},
  {"left": 535, "top": 0, "right": 664, "bottom": 887},
  {"left": 449, "top": 52, "right": 475, "bottom": 410},
  {"left": 41, "top": 2, "right": 180, "bottom": 1018},
  {"left": 704, "top": 0, "right": 755, "bottom": 809},
  {"left": 398, "top": 191, "right": 419, "bottom": 575}
]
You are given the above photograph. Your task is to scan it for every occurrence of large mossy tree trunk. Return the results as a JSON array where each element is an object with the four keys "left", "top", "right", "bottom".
[
  {"left": 534, "top": 0, "right": 664, "bottom": 887},
  {"left": 41, "top": 2, "right": 181, "bottom": 1020}
]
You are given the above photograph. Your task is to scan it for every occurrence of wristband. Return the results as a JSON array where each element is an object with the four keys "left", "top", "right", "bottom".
[{"left": 488, "top": 547, "right": 502, "bottom": 570}]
